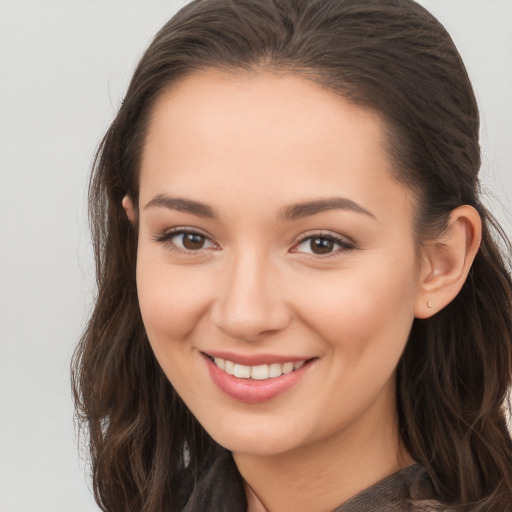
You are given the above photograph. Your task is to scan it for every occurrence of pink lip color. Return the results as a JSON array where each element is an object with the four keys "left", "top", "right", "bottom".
[
  {"left": 203, "top": 354, "right": 313, "bottom": 404},
  {"left": 205, "top": 350, "right": 309, "bottom": 366}
]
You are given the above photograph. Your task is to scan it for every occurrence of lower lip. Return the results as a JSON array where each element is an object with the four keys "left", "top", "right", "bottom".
[{"left": 204, "top": 355, "right": 313, "bottom": 404}]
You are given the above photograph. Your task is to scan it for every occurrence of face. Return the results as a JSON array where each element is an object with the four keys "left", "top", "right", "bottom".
[{"left": 133, "top": 70, "right": 423, "bottom": 457}]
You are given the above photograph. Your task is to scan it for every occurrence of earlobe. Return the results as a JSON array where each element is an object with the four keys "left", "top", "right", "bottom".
[
  {"left": 414, "top": 205, "right": 482, "bottom": 319},
  {"left": 122, "top": 195, "right": 136, "bottom": 223}
]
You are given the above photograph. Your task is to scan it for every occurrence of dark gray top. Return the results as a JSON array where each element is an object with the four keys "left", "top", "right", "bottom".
[
  {"left": 183, "top": 448, "right": 456, "bottom": 511},
  {"left": 332, "top": 463, "right": 454, "bottom": 511}
]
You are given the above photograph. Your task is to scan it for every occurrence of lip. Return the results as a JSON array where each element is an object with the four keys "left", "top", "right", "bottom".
[
  {"left": 202, "top": 352, "right": 315, "bottom": 404},
  {"left": 204, "top": 350, "right": 311, "bottom": 366}
]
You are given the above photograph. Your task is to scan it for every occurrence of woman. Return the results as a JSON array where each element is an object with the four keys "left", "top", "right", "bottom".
[{"left": 72, "top": 0, "right": 512, "bottom": 510}]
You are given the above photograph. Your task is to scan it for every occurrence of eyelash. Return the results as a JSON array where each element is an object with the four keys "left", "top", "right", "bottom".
[
  {"left": 154, "top": 228, "right": 218, "bottom": 254},
  {"left": 291, "top": 232, "right": 354, "bottom": 258},
  {"left": 154, "top": 228, "right": 354, "bottom": 258}
]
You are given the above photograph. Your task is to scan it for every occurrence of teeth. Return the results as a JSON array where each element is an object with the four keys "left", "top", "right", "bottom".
[
  {"left": 224, "top": 360, "right": 235, "bottom": 375},
  {"left": 211, "top": 357, "right": 308, "bottom": 380},
  {"left": 268, "top": 363, "right": 282, "bottom": 378},
  {"left": 233, "top": 363, "right": 251, "bottom": 378},
  {"left": 282, "top": 362, "right": 294, "bottom": 374},
  {"left": 251, "top": 364, "right": 269, "bottom": 380}
]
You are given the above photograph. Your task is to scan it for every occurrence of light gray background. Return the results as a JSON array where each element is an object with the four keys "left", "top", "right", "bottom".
[{"left": 0, "top": 1, "right": 510, "bottom": 511}]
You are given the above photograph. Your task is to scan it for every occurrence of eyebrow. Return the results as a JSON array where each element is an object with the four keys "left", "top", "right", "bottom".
[
  {"left": 144, "top": 194, "right": 375, "bottom": 221},
  {"left": 144, "top": 195, "right": 217, "bottom": 218},
  {"left": 278, "top": 197, "right": 375, "bottom": 222}
]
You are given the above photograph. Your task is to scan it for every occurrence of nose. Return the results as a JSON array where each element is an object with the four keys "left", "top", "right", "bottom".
[{"left": 210, "top": 250, "right": 291, "bottom": 341}]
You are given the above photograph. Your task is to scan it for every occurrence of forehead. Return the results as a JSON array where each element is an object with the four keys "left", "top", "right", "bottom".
[
  {"left": 143, "top": 69, "right": 385, "bottom": 161},
  {"left": 138, "top": 69, "right": 410, "bottom": 219}
]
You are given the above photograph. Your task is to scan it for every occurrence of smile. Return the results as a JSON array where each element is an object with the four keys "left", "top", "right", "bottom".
[
  {"left": 203, "top": 352, "right": 315, "bottom": 403},
  {"left": 211, "top": 356, "right": 306, "bottom": 380}
]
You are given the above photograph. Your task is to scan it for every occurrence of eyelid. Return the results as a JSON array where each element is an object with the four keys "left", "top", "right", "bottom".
[
  {"left": 153, "top": 226, "right": 220, "bottom": 253},
  {"left": 153, "top": 227, "right": 354, "bottom": 258},
  {"left": 290, "top": 231, "right": 355, "bottom": 257}
]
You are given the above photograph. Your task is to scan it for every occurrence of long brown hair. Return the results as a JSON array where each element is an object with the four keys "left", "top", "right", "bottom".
[{"left": 72, "top": 1, "right": 512, "bottom": 510}]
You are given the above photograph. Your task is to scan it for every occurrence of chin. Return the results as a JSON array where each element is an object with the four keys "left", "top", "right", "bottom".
[
  {"left": 218, "top": 433, "right": 304, "bottom": 457},
  {"left": 198, "top": 413, "right": 316, "bottom": 457}
]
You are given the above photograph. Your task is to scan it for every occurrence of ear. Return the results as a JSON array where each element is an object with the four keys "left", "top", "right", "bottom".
[
  {"left": 414, "top": 205, "right": 482, "bottom": 319},
  {"left": 122, "top": 195, "right": 136, "bottom": 223}
]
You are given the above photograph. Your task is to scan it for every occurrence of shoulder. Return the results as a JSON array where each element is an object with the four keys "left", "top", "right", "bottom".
[{"left": 332, "top": 464, "right": 457, "bottom": 512}]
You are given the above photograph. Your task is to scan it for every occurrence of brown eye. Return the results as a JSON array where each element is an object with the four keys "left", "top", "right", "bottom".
[
  {"left": 182, "top": 233, "right": 206, "bottom": 250},
  {"left": 292, "top": 233, "right": 353, "bottom": 257},
  {"left": 155, "top": 229, "right": 216, "bottom": 253},
  {"left": 310, "top": 237, "right": 334, "bottom": 254}
]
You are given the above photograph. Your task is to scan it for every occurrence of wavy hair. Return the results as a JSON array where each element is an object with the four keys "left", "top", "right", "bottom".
[{"left": 72, "top": 0, "right": 512, "bottom": 510}]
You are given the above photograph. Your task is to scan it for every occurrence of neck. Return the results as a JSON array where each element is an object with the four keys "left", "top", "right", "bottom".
[{"left": 233, "top": 394, "right": 414, "bottom": 512}]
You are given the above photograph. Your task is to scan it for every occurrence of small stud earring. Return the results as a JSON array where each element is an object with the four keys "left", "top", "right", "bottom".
[{"left": 427, "top": 301, "right": 433, "bottom": 309}]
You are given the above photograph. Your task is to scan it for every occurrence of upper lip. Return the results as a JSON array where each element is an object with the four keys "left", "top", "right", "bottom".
[{"left": 202, "top": 350, "right": 314, "bottom": 366}]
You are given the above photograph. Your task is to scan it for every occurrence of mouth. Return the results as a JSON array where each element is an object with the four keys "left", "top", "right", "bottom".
[
  {"left": 201, "top": 351, "right": 316, "bottom": 403},
  {"left": 204, "top": 354, "right": 310, "bottom": 380},
  {"left": 201, "top": 352, "right": 318, "bottom": 404}
]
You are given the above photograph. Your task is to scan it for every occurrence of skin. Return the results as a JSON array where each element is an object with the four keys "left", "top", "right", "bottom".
[{"left": 123, "top": 70, "right": 481, "bottom": 512}]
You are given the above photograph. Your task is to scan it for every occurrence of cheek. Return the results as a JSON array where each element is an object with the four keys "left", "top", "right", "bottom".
[
  {"left": 135, "top": 249, "right": 213, "bottom": 346},
  {"left": 297, "top": 252, "right": 418, "bottom": 360},
  {"left": 135, "top": 251, "right": 216, "bottom": 405}
]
